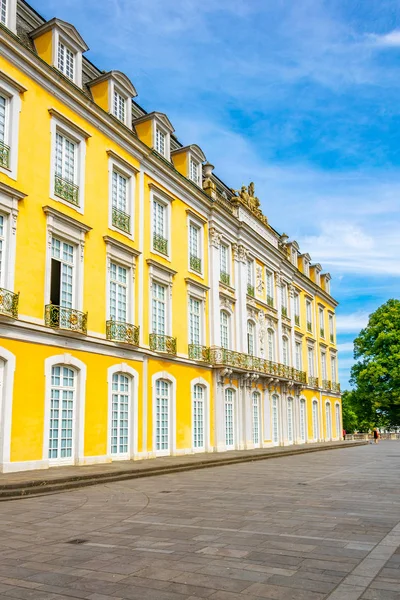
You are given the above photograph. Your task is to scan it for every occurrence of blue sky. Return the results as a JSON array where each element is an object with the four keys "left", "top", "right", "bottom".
[{"left": 33, "top": 0, "right": 400, "bottom": 387}]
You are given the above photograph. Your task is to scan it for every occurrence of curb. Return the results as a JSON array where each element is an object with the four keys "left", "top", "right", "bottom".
[{"left": 0, "top": 441, "right": 367, "bottom": 501}]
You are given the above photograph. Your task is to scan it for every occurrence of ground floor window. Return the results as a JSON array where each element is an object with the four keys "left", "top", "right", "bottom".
[
  {"left": 110, "top": 373, "right": 130, "bottom": 456},
  {"left": 312, "top": 400, "right": 319, "bottom": 441},
  {"left": 326, "top": 402, "right": 332, "bottom": 439},
  {"left": 225, "top": 388, "right": 235, "bottom": 449},
  {"left": 335, "top": 403, "right": 341, "bottom": 438},
  {"left": 49, "top": 365, "right": 75, "bottom": 461},
  {"left": 272, "top": 394, "right": 279, "bottom": 444},
  {"left": 287, "top": 398, "right": 294, "bottom": 443},
  {"left": 299, "top": 399, "right": 306, "bottom": 442},
  {"left": 252, "top": 391, "right": 261, "bottom": 446},
  {"left": 155, "top": 379, "right": 170, "bottom": 452},
  {"left": 193, "top": 384, "right": 205, "bottom": 450}
]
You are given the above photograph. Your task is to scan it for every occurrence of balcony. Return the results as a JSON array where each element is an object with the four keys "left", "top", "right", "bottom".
[
  {"left": 153, "top": 233, "right": 168, "bottom": 255},
  {"left": 188, "top": 344, "right": 211, "bottom": 362},
  {"left": 294, "top": 315, "right": 300, "bottom": 326},
  {"left": 106, "top": 320, "right": 139, "bottom": 345},
  {"left": 150, "top": 333, "right": 177, "bottom": 355},
  {"left": 267, "top": 295, "right": 274, "bottom": 308},
  {"left": 320, "top": 328, "right": 325, "bottom": 338},
  {"left": 191, "top": 346, "right": 306, "bottom": 383},
  {"left": 45, "top": 304, "right": 87, "bottom": 334},
  {"left": 322, "top": 379, "right": 332, "bottom": 390},
  {"left": 112, "top": 207, "right": 130, "bottom": 234},
  {"left": 190, "top": 255, "right": 202, "bottom": 274},
  {"left": 281, "top": 306, "right": 288, "bottom": 318},
  {"left": 0, "top": 288, "right": 19, "bottom": 319},
  {"left": 332, "top": 382, "right": 341, "bottom": 393},
  {"left": 247, "top": 284, "right": 255, "bottom": 297},
  {"left": 0, "top": 140, "right": 10, "bottom": 169},
  {"left": 309, "top": 376, "right": 319, "bottom": 388},
  {"left": 307, "top": 321, "right": 312, "bottom": 333},
  {"left": 54, "top": 175, "right": 79, "bottom": 206},
  {"left": 220, "top": 271, "right": 230, "bottom": 286}
]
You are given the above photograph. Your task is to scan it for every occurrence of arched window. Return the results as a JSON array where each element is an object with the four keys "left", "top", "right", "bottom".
[
  {"left": 220, "top": 310, "right": 230, "bottom": 349},
  {"left": 267, "top": 328, "right": 275, "bottom": 362},
  {"left": 48, "top": 365, "right": 76, "bottom": 461},
  {"left": 192, "top": 384, "right": 205, "bottom": 450},
  {"left": 247, "top": 320, "right": 255, "bottom": 356},
  {"left": 287, "top": 397, "right": 294, "bottom": 443},
  {"left": 282, "top": 336, "right": 289, "bottom": 366},
  {"left": 224, "top": 388, "right": 235, "bottom": 449},
  {"left": 312, "top": 400, "right": 319, "bottom": 441},
  {"left": 110, "top": 373, "right": 131, "bottom": 457},
  {"left": 155, "top": 379, "right": 170, "bottom": 453},
  {"left": 299, "top": 399, "right": 306, "bottom": 442},
  {"left": 325, "top": 402, "right": 332, "bottom": 439},
  {"left": 272, "top": 394, "right": 279, "bottom": 444},
  {"left": 335, "top": 403, "right": 341, "bottom": 438},
  {"left": 0, "top": 347, "right": 16, "bottom": 468},
  {"left": 252, "top": 391, "right": 261, "bottom": 447}
]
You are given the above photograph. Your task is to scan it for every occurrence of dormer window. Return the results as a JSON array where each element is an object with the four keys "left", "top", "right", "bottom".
[
  {"left": 113, "top": 90, "right": 126, "bottom": 123},
  {"left": 0, "top": 0, "right": 16, "bottom": 32},
  {"left": 57, "top": 41, "right": 75, "bottom": 81},
  {"left": 1, "top": 0, "right": 7, "bottom": 25},
  {"left": 155, "top": 127, "right": 166, "bottom": 156},
  {"left": 189, "top": 158, "right": 200, "bottom": 185}
]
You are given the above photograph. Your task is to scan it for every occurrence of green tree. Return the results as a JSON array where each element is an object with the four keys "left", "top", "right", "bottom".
[
  {"left": 341, "top": 391, "right": 358, "bottom": 433},
  {"left": 350, "top": 299, "right": 400, "bottom": 428}
]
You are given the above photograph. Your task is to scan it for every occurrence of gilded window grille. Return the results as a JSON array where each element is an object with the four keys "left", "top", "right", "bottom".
[
  {"left": 112, "top": 207, "right": 130, "bottom": 234},
  {"left": 149, "top": 333, "right": 177, "bottom": 355},
  {"left": 188, "top": 344, "right": 211, "bottom": 362},
  {"left": 0, "top": 140, "right": 10, "bottom": 169},
  {"left": 0, "top": 288, "right": 19, "bottom": 319},
  {"left": 54, "top": 174, "right": 79, "bottom": 206},
  {"left": 247, "top": 284, "right": 255, "bottom": 297},
  {"left": 220, "top": 271, "right": 230, "bottom": 286},
  {"left": 45, "top": 304, "right": 87, "bottom": 334},
  {"left": 267, "top": 295, "right": 274, "bottom": 307},
  {"left": 106, "top": 320, "right": 139, "bottom": 345},
  {"left": 190, "top": 255, "right": 202, "bottom": 273},
  {"left": 153, "top": 233, "right": 168, "bottom": 255},
  {"left": 294, "top": 315, "right": 300, "bottom": 326}
]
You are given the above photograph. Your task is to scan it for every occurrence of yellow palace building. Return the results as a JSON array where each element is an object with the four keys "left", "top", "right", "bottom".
[{"left": 0, "top": 0, "right": 341, "bottom": 473}]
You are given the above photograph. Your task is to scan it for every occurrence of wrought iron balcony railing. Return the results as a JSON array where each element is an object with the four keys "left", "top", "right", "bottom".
[
  {"left": 294, "top": 315, "right": 300, "bottom": 326},
  {"left": 220, "top": 271, "right": 230, "bottom": 286},
  {"left": 322, "top": 379, "right": 332, "bottom": 390},
  {"left": 320, "top": 328, "right": 325, "bottom": 338},
  {"left": 307, "top": 321, "right": 312, "bottom": 332},
  {"left": 149, "top": 333, "right": 177, "bottom": 355},
  {"left": 0, "top": 288, "right": 19, "bottom": 319},
  {"left": 54, "top": 174, "right": 79, "bottom": 206},
  {"left": 189, "top": 346, "right": 306, "bottom": 383},
  {"left": 281, "top": 306, "right": 288, "bottom": 318},
  {"left": 309, "top": 376, "right": 319, "bottom": 388},
  {"left": 332, "top": 382, "right": 341, "bottom": 393},
  {"left": 45, "top": 304, "right": 87, "bottom": 334},
  {"left": 0, "top": 140, "right": 10, "bottom": 169},
  {"left": 188, "top": 344, "right": 211, "bottom": 362},
  {"left": 330, "top": 333, "right": 335, "bottom": 343},
  {"left": 153, "top": 233, "right": 168, "bottom": 255},
  {"left": 267, "top": 295, "right": 274, "bottom": 308},
  {"left": 106, "top": 320, "right": 139, "bottom": 345},
  {"left": 112, "top": 207, "right": 130, "bottom": 234},
  {"left": 247, "top": 284, "right": 255, "bottom": 297},
  {"left": 190, "top": 255, "right": 202, "bottom": 273}
]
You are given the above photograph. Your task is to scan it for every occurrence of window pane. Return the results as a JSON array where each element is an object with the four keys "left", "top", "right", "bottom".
[
  {"left": 49, "top": 365, "right": 75, "bottom": 460},
  {"left": 113, "top": 91, "right": 126, "bottom": 122},
  {"left": 0, "top": 95, "right": 6, "bottom": 143},
  {"left": 155, "top": 379, "right": 169, "bottom": 451},
  {"left": 0, "top": 0, "right": 6, "bottom": 25},
  {"left": 111, "top": 373, "right": 130, "bottom": 454},
  {"left": 152, "top": 282, "right": 166, "bottom": 334},
  {"left": 193, "top": 384, "right": 204, "bottom": 449},
  {"left": 189, "top": 297, "right": 201, "bottom": 345}
]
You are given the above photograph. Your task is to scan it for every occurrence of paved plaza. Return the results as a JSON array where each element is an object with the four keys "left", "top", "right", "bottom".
[{"left": 0, "top": 444, "right": 399, "bottom": 600}]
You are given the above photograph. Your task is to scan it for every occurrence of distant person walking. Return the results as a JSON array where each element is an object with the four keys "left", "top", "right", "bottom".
[
  {"left": 342, "top": 429, "right": 346, "bottom": 440},
  {"left": 373, "top": 429, "right": 379, "bottom": 444}
]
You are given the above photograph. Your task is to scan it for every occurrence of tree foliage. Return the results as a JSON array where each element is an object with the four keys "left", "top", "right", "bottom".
[{"left": 350, "top": 299, "right": 400, "bottom": 427}]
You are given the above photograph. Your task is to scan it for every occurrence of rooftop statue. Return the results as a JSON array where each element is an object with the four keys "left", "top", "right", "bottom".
[{"left": 231, "top": 182, "right": 261, "bottom": 210}]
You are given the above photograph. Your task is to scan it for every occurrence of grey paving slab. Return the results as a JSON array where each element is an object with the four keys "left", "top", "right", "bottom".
[{"left": 0, "top": 443, "right": 398, "bottom": 600}]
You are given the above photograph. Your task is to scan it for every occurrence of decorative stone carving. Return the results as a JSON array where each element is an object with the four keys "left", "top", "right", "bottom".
[
  {"left": 232, "top": 243, "right": 248, "bottom": 263},
  {"left": 258, "top": 311, "right": 266, "bottom": 357},
  {"left": 230, "top": 182, "right": 268, "bottom": 227},
  {"left": 247, "top": 306, "right": 258, "bottom": 321},
  {"left": 220, "top": 295, "right": 234, "bottom": 311},
  {"left": 209, "top": 227, "right": 222, "bottom": 248},
  {"left": 275, "top": 273, "right": 283, "bottom": 287},
  {"left": 256, "top": 265, "right": 264, "bottom": 294}
]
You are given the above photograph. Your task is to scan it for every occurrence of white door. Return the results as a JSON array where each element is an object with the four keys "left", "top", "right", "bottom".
[
  {"left": 299, "top": 399, "right": 306, "bottom": 443},
  {"left": 326, "top": 403, "right": 332, "bottom": 440},
  {"left": 193, "top": 384, "right": 205, "bottom": 451},
  {"left": 48, "top": 365, "right": 75, "bottom": 465},
  {"left": 287, "top": 398, "right": 294, "bottom": 444},
  {"left": 110, "top": 373, "right": 130, "bottom": 458},
  {"left": 312, "top": 401, "right": 319, "bottom": 441},
  {"left": 272, "top": 395, "right": 279, "bottom": 445},
  {"left": 252, "top": 392, "right": 261, "bottom": 447},
  {"left": 225, "top": 389, "right": 235, "bottom": 449},
  {"left": 155, "top": 379, "right": 170, "bottom": 454}
]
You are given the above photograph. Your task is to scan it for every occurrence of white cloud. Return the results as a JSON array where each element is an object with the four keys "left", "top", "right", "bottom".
[
  {"left": 336, "top": 311, "right": 369, "bottom": 333},
  {"left": 370, "top": 30, "right": 400, "bottom": 47},
  {"left": 337, "top": 342, "right": 354, "bottom": 353}
]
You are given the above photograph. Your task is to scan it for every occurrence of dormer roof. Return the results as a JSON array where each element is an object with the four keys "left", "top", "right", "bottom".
[
  {"left": 288, "top": 240, "right": 300, "bottom": 251},
  {"left": 30, "top": 18, "right": 89, "bottom": 52},
  {"left": 171, "top": 144, "right": 206, "bottom": 163},
  {"left": 133, "top": 111, "right": 174, "bottom": 133},
  {"left": 88, "top": 70, "right": 137, "bottom": 98},
  {"left": 300, "top": 253, "right": 311, "bottom": 262},
  {"left": 311, "top": 263, "right": 322, "bottom": 272}
]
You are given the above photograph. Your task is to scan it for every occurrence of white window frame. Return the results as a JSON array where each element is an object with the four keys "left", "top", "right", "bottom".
[
  {"left": 152, "top": 371, "right": 176, "bottom": 457},
  {"left": 188, "top": 153, "right": 201, "bottom": 186},
  {"left": 0, "top": 0, "right": 17, "bottom": 32},
  {"left": 107, "top": 152, "right": 137, "bottom": 239},
  {"left": 247, "top": 258, "right": 255, "bottom": 293},
  {"left": 51, "top": 28, "right": 83, "bottom": 87},
  {"left": 147, "top": 260, "right": 175, "bottom": 343},
  {"left": 294, "top": 291, "right": 300, "bottom": 324},
  {"left": 303, "top": 258, "right": 310, "bottom": 277},
  {"left": 43, "top": 353, "right": 86, "bottom": 466},
  {"left": 107, "top": 363, "right": 139, "bottom": 460},
  {"left": 330, "top": 353, "right": 337, "bottom": 384},
  {"left": 252, "top": 390, "right": 261, "bottom": 448},
  {"left": 224, "top": 386, "right": 237, "bottom": 450},
  {"left": 267, "top": 328, "right": 275, "bottom": 362},
  {"left": 271, "top": 393, "right": 280, "bottom": 445},
  {"left": 307, "top": 346, "right": 315, "bottom": 377},
  {"left": 306, "top": 298, "right": 313, "bottom": 332},
  {"left": 105, "top": 236, "right": 138, "bottom": 327},
  {"left": 0, "top": 75, "right": 23, "bottom": 181},
  {"left": 321, "top": 351, "right": 327, "bottom": 381},
  {"left": 295, "top": 340, "right": 302, "bottom": 371},
  {"left": 312, "top": 399, "right": 319, "bottom": 441},
  {"left": 220, "top": 309, "right": 231, "bottom": 350},
  {"left": 319, "top": 307, "right": 325, "bottom": 337},
  {"left": 335, "top": 403, "right": 341, "bottom": 439},
  {"left": 152, "top": 120, "right": 170, "bottom": 159},
  {"left": 50, "top": 115, "right": 87, "bottom": 214},
  {"left": 299, "top": 397, "right": 307, "bottom": 443},
  {"left": 0, "top": 184, "right": 24, "bottom": 292},
  {"left": 325, "top": 401, "right": 332, "bottom": 440},
  {"left": 150, "top": 187, "right": 173, "bottom": 261},
  {"left": 188, "top": 295, "right": 204, "bottom": 347},
  {"left": 44, "top": 206, "right": 90, "bottom": 315},
  {"left": 287, "top": 397, "right": 294, "bottom": 444},
  {"left": 265, "top": 269, "right": 274, "bottom": 306},
  {"left": 187, "top": 212, "right": 205, "bottom": 277},
  {"left": 329, "top": 312, "right": 335, "bottom": 342},
  {"left": 281, "top": 282, "right": 288, "bottom": 315},
  {"left": 282, "top": 335, "right": 290, "bottom": 366},
  {"left": 219, "top": 242, "right": 230, "bottom": 281},
  {"left": 247, "top": 319, "right": 256, "bottom": 356},
  {"left": 191, "top": 377, "right": 210, "bottom": 452}
]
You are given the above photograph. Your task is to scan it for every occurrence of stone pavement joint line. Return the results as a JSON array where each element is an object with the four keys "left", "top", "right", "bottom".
[{"left": 0, "top": 440, "right": 366, "bottom": 501}]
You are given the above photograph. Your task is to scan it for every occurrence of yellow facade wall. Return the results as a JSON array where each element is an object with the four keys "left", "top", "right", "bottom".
[
  {"left": 135, "top": 120, "right": 152, "bottom": 148},
  {"left": 32, "top": 30, "right": 53, "bottom": 66},
  {"left": 89, "top": 80, "right": 110, "bottom": 113},
  {"left": 171, "top": 151, "right": 188, "bottom": 178}
]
